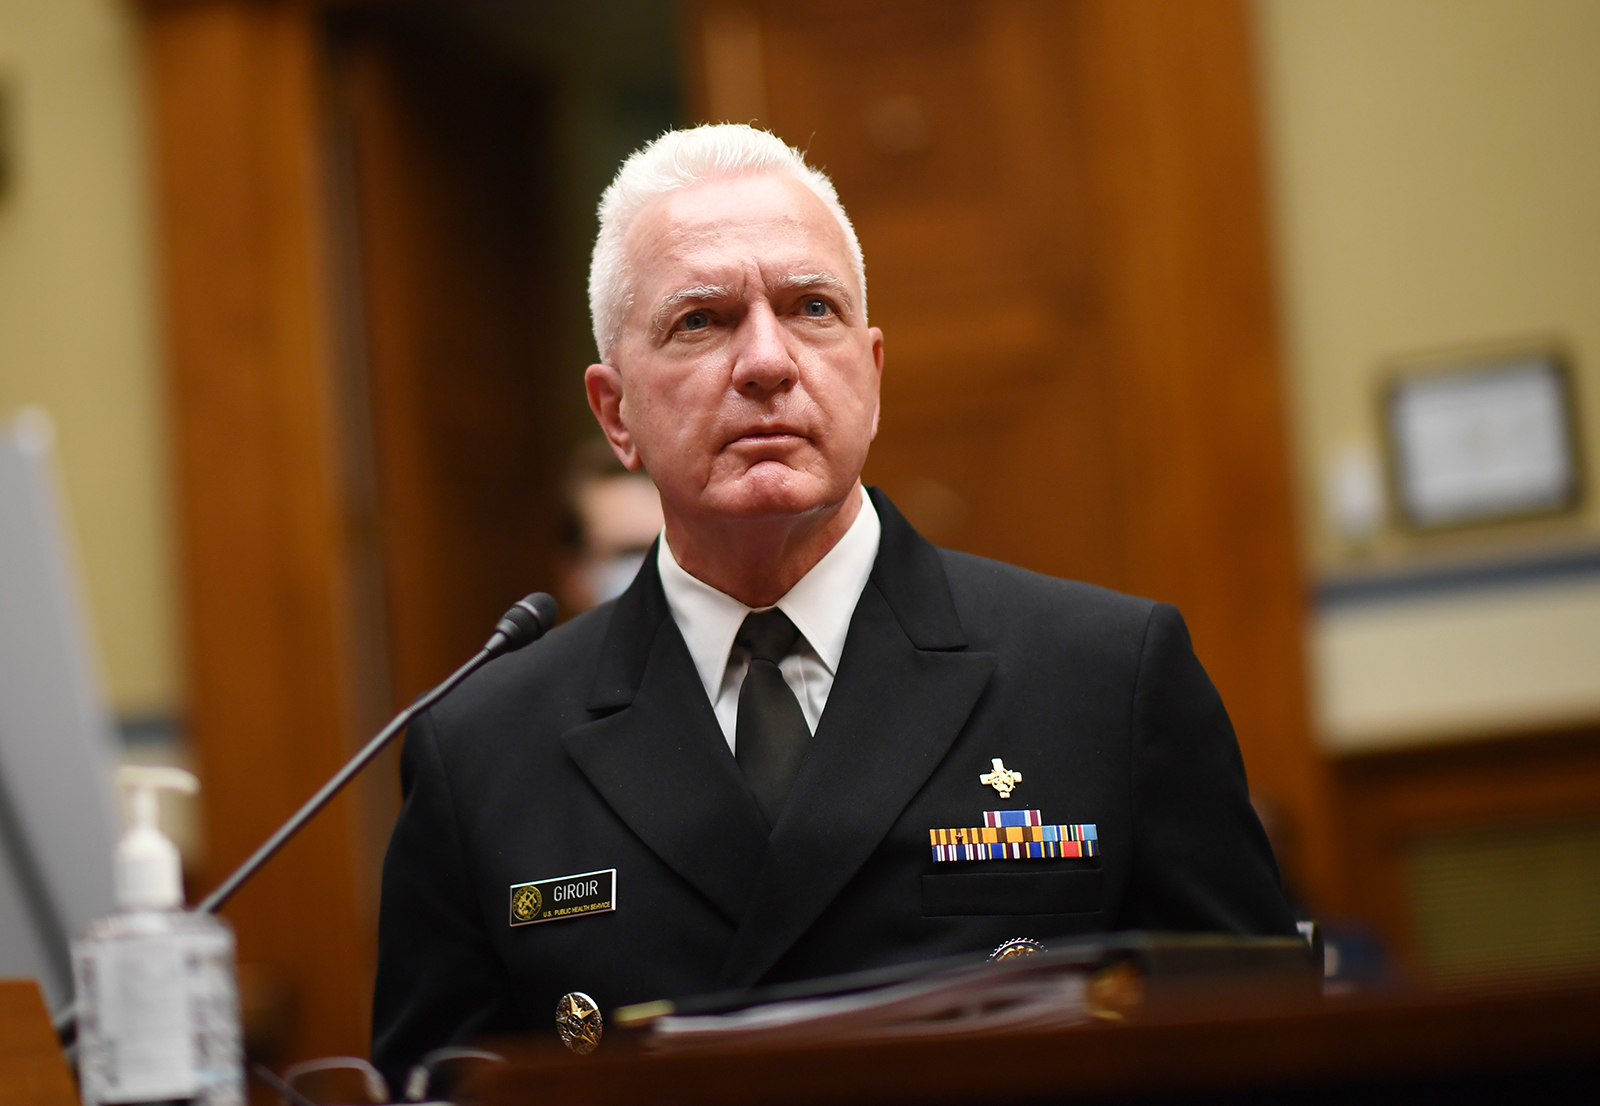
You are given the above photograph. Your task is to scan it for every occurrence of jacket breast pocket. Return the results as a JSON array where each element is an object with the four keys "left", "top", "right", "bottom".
[{"left": 921, "top": 869, "right": 1104, "bottom": 917}]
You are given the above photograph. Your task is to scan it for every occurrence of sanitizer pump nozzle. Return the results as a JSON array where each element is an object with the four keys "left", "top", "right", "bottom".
[
  {"left": 113, "top": 765, "right": 196, "bottom": 911},
  {"left": 73, "top": 766, "right": 243, "bottom": 1106}
]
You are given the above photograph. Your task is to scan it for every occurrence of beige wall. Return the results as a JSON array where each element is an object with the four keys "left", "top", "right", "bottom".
[
  {"left": 1255, "top": 0, "right": 1600, "bottom": 747},
  {"left": 0, "top": 0, "right": 176, "bottom": 718},
  {"left": 1256, "top": 0, "right": 1600, "bottom": 572}
]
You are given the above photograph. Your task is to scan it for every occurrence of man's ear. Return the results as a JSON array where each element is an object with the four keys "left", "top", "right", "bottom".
[
  {"left": 868, "top": 326, "right": 884, "bottom": 440},
  {"left": 584, "top": 363, "right": 643, "bottom": 471}
]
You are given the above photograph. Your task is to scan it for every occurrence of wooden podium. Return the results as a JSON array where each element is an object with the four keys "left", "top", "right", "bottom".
[
  {"left": 468, "top": 976, "right": 1600, "bottom": 1105},
  {"left": 0, "top": 980, "right": 77, "bottom": 1106}
]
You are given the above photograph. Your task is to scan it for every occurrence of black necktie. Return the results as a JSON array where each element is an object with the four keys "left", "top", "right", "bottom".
[{"left": 734, "top": 609, "right": 810, "bottom": 828}]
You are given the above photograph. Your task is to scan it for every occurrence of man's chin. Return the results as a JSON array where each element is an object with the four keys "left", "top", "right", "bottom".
[{"left": 703, "top": 470, "right": 846, "bottom": 522}]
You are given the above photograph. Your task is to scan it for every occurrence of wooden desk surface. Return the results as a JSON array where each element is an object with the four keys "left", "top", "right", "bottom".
[
  {"left": 469, "top": 975, "right": 1600, "bottom": 1105},
  {"left": 0, "top": 979, "right": 77, "bottom": 1106}
]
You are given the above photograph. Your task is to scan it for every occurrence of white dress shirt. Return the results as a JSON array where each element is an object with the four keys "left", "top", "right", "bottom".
[{"left": 656, "top": 489, "right": 882, "bottom": 753}]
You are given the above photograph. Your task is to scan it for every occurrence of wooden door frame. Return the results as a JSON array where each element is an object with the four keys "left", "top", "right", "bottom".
[{"left": 142, "top": 0, "right": 381, "bottom": 1064}]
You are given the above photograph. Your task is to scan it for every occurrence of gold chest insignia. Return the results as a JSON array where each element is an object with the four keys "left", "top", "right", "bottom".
[{"left": 980, "top": 757, "right": 1022, "bottom": 798}]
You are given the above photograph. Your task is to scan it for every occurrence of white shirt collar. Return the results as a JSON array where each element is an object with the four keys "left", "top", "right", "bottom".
[{"left": 656, "top": 489, "right": 882, "bottom": 705}]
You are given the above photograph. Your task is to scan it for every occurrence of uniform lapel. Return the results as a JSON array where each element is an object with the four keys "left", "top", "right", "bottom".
[
  {"left": 560, "top": 552, "right": 769, "bottom": 924},
  {"left": 716, "top": 491, "right": 997, "bottom": 986}
]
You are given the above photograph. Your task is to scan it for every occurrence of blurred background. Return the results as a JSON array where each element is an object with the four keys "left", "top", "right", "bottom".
[{"left": 1, "top": 0, "right": 1597, "bottom": 1071}]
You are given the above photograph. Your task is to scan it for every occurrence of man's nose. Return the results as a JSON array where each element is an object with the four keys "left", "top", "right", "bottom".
[{"left": 730, "top": 304, "right": 796, "bottom": 395}]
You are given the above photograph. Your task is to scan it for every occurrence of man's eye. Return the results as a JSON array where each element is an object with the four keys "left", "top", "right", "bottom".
[
  {"left": 802, "top": 298, "right": 831, "bottom": 317},
  {"left": 681, "top": 311, "right": 710, "bottom": 331}
]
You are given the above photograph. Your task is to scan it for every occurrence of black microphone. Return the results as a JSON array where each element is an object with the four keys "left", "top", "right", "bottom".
[
  {"left": 57, "top": 593, "right": 558, "bottom": 1041},
  {"left": 485, "top": 592, "right": 559, "bottom": 657}
]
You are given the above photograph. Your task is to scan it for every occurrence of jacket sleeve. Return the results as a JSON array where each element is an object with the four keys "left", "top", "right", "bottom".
[
  {"left": 1114, "top": 602, "right": 1298, "bottom": 936},
  {"left": 371, "top": 709, "right": 522, "bottom": 1088}
]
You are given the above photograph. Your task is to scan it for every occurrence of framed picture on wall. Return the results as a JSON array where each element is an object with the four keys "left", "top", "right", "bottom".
[{"left": 1383, "top": 346, "right": 1583, "bottom": 530}]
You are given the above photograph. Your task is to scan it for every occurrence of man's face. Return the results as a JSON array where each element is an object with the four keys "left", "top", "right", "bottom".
[{"left": 586, "top": 173, "right": 883, "bottom": 529}]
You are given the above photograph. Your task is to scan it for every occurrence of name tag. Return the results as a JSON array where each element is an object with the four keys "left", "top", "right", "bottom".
[{"left": 509, "top": 868, "right": 616, "bottom": 927}]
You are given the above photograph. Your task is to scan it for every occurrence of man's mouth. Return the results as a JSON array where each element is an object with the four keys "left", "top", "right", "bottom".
[{"left": 729, "top": 426, "right": 806, "bottom": 446}]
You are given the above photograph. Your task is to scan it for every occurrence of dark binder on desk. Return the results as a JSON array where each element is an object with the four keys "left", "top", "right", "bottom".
[{"left": 616, "top": 933, "right": 1319, "bottom": 1049}]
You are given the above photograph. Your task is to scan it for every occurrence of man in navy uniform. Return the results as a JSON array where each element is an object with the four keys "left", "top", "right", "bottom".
[{"left": 372, "top": 124, "right": 1294, "bottom": 1077}]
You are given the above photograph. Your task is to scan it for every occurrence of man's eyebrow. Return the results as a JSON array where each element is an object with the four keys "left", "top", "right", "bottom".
[
  {"left": 770, "top": 272, "right": 855, "bottom": 312},
  {"left": 647, "top": 272, "right": 857, "bottom": 337},
  {"left": 649, "top": 284, "right": 733, "bottom": 335}
]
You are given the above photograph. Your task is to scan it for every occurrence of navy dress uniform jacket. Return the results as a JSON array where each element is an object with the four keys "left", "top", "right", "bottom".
[{"left": 371, "top": 489, "right": 1296, "bottom": 1079}]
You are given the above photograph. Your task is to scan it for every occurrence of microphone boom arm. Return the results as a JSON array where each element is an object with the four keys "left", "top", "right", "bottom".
[{"left": 196, "top": 644, "right": 491, "bottom": 916}]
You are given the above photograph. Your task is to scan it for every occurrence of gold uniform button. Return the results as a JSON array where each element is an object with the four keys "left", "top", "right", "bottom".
[
  {"left": 989, "top": 937, "right": 1045, "bottom": 961},
  {"left": 556, "top": 991, "right": 603, "bottom": 1055}
]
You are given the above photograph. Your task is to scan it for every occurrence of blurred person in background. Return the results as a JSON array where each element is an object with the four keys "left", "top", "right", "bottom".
[{"left": 553, "top": 439, "right": 665, "bottom": 617}]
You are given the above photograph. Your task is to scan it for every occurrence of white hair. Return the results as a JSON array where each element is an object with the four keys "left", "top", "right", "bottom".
[{"left": 588, "top": 124, "right": 867, "bottom": 364}]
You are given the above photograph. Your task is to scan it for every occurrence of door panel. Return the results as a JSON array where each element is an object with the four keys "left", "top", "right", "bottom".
[{"left": 685, "top": 0, "right": 1344, "bottom": 912}]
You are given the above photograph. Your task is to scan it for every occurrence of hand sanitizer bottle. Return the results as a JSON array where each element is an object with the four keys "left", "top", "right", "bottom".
[{"left": 72, "top": 767, "right": 244, "bottom": 1106}]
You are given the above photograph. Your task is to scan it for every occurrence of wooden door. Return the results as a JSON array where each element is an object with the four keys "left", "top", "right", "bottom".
[
  {"left": 686, "top": 0, "right": 1345, "bottom": 913},
  {"left": 329, "top": 9, "right": 573, "bottom": 712}
]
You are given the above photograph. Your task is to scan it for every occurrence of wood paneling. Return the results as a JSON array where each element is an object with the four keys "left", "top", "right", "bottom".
[
  {"left": 330, "top": 9, "right": 569, "bottom": 710},
  {"left": 0, "top": 980, "right": 77, "bottom": 1106},
  {"left": 1071, "top": 0, "right": 1343, "bottom": 915},
  {"left": 687, "top": 0, "right": 1345, "bottom": 913},
  {"left": 1336, "top": 726, "right": 1600, "bottom": 975},
  {"left": 143, "top": 0, "right": 374, "bottom": 1064}
]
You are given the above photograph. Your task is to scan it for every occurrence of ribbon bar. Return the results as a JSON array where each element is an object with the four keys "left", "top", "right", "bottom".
[
  {"left": 984, "top": 809, "right": 1043, "bottom": 828},
  {"left": 928, "top": 823, "right": 1098, "bottom": 862}
]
